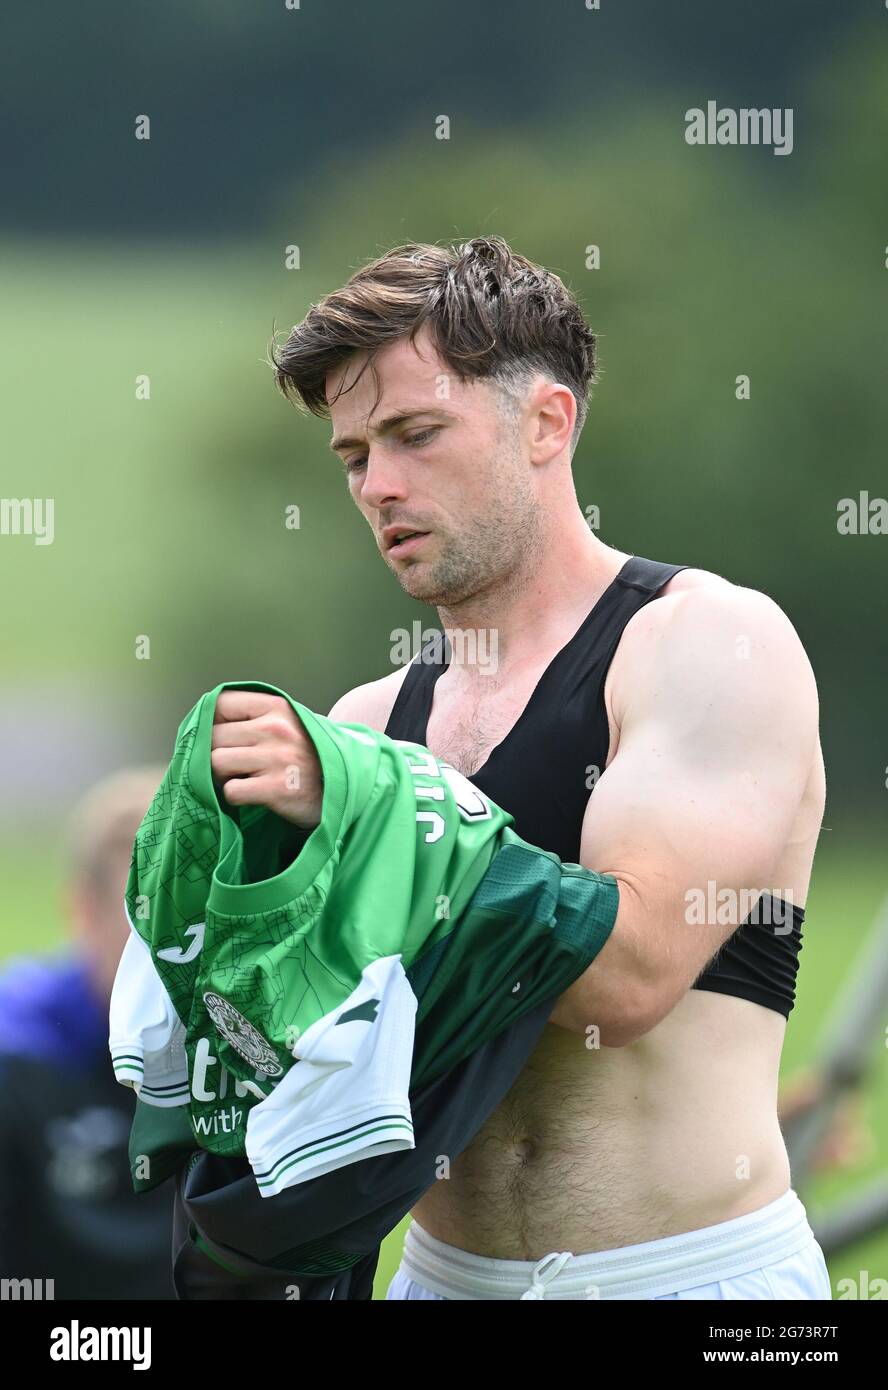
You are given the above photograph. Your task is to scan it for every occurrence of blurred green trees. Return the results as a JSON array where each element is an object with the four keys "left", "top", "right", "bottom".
[{"left": 1, "top": 27, "right": 885, "bottom": 828}]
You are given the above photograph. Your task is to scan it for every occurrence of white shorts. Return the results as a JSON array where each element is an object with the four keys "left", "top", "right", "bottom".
[{"left": 386, "top": 1188, "right": 832, "bottom": 1300}]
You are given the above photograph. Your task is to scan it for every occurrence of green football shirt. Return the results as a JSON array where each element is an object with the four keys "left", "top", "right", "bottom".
[{"left": 110, "top": 681, "right": 618, "bottom": 1197}]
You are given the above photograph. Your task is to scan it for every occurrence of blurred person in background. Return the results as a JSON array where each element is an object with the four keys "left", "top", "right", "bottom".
[{"left": 0, "top": 768, "right": 175, "bottom": 1299}]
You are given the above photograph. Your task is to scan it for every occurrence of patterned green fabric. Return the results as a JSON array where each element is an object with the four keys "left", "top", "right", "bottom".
[{"left": 113, "top": 680, "right": 619, "bottom": 1192}]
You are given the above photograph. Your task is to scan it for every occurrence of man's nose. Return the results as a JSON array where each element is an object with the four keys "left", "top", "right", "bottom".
[{"left": 360, "top": 447, "right": 409, "bottom": 509}]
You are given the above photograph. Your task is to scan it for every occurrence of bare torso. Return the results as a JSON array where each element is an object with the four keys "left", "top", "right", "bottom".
[{"left": 336, "top": 566, "right": 825, "bottom": 1258}]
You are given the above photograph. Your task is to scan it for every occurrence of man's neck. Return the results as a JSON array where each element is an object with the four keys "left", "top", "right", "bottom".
[{"left": 436, "top": 520, "right": 630, "bottom": 682}]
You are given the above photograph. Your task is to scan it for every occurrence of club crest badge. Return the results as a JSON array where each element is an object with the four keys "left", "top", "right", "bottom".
[{"left": 202, "top": 992, "right": 284, "bottom": 1077}]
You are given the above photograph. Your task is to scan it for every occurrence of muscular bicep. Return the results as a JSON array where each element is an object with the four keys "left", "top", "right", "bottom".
[
  {"left": 587, "top": 611, "right": 813, "bottom": 901},
  {"left": 556, "top": 585, "right": 819, "bottom": 1037}
]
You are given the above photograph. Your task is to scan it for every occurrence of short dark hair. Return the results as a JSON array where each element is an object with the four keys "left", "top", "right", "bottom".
[{"left": 270, "top": 237, "right": 598, "bottom": 452}]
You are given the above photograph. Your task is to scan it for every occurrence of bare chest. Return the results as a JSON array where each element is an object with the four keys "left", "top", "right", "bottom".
[{"left": 423, "top": 672, "right": 550, "bottom": 779}]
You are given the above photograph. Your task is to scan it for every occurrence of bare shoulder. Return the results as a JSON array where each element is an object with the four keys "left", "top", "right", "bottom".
[
  {"left": 626, "top": 566, "right": 812, "bottom": 663},
  {"left": 327, "top": 664, "right": 413, "bottom": 732},
  {"left": 607, "top": 566, "right": 818, "bottom": 727}
]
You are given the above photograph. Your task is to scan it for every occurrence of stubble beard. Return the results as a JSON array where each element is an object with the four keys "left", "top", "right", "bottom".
[{"left": 393, "top": 449, "right": 545, "bottom": 611}]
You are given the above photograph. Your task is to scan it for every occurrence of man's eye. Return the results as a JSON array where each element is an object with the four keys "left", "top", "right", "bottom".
[
  {"left": 405, "top": 428, "right": 439, "bottom": 447},
  {"left": 343, "top": 428, "right": 438, "bottom": 474}
]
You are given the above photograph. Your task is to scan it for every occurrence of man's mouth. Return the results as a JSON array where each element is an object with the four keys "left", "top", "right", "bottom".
[{"left": 385, "top": 529, "right": 430, "bottom": 555}]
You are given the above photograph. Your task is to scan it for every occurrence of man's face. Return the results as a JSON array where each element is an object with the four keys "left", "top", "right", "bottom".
[{"left": 326, "top": 325, "right": 543, "bottom": 606}]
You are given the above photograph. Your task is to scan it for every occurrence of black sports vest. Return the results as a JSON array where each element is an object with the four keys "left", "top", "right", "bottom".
[{"left": 384, "top": 555, "right": 803, "bottom": 1018}]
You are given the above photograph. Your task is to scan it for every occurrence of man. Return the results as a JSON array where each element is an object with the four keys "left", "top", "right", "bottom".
[
  {"left": 214, "top": 236, "right": 829, "bottom": 1298},
  {"left": 0, "top": 769, "right": 175, "bottom": 1300}
]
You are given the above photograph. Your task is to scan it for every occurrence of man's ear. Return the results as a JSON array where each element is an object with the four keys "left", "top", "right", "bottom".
[{"left": 529, "top": 381, "right": 576, "bottom": 466}]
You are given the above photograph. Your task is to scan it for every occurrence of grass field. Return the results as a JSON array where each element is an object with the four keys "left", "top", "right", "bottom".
[{"left": 1, "top": 824, "right": 885, "bottom": 1300}]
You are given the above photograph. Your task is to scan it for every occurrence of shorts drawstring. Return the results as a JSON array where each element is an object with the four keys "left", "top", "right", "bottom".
[{"left": 519, "top": 1250, "right": 575, "bottom": 1300}]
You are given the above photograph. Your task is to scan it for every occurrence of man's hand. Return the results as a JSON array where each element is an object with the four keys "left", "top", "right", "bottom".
[{"left": 210, "top": 690, "right": 324, "bottom": 829}]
